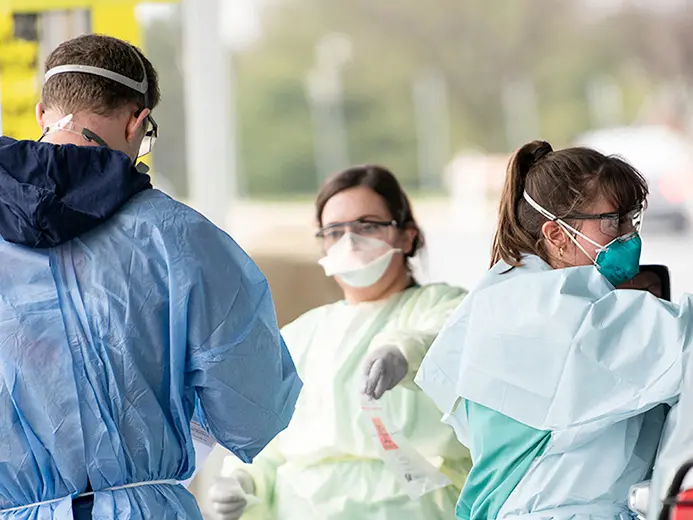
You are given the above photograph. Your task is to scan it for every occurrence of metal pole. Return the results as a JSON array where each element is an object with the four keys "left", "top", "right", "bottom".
[
  {"left": 587, "top": 75, "right": 623, "bottom": 129},
  {"left": 228, "top": 54, "right": 242, "bottom": 197},
  {"left": 328, "top": 89, "right": 349, "bottom": 176},
  {"left": 413, "top": 68, "right": 450, "bottom": 191},
  {"left": 502, "top": 77, "right": 540, "bottom": 150},
  {"left": 307, "top": 68, "right": 349, "bottom": 186},
  {"left": 306, "top": 33, "right": 351, "bottom": 187},
  {"left": 307, "top": 69, "right": 333, "bottom": 187},
  {"left": 181, "top": 0, "right": 231, "bottom": 228}
]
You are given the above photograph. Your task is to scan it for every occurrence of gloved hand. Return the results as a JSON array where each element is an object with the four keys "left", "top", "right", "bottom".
[
  {"left": 362, "top": 346, "right": 409, "bottom": 400},
  {"left": 209, "top": 470, "right": 255, "bottom": 520}
]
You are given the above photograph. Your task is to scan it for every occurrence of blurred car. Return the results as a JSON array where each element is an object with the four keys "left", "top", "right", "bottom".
[{"left": 575, "top": 126, "right": 693, "bottom": 233}]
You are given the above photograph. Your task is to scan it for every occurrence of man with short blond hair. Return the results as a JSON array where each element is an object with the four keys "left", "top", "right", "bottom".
[{"left": 0, "top": 33, "right": 301, "bottom": 520}]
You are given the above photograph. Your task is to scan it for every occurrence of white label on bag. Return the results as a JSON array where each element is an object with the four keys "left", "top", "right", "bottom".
[
  {"left": 361, "top": 401, "right": 451, "bottom": 500},
  {"left": 191, "top": 420, "right": 216, "bottom": 448},
  {"left": 181, "top": 420, "right": 217, "bottom": 488}
]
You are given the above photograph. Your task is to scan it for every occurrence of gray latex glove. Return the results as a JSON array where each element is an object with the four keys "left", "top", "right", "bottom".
[
  {"left": 362, "top": 346, "right": 409, "bottom": 400},
  {"left": 209, "top": 470, "right": 255, "bottom": 520}
]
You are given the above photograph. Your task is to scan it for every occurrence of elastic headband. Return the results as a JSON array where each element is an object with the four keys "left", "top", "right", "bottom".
[
  {"left": 523, "top": 191, "right": 557, "bottom": 221},
  {"left": 44, "top": 46, "right": 149, "bottom": 107}
]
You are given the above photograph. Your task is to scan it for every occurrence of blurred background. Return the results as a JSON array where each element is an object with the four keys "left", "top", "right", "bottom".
[{"left": 3, "top": 0, "right": 693, "bottom": 515}]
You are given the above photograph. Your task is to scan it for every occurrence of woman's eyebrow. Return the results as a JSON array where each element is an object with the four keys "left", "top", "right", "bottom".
[
  {"left": 358, "top": 214, "right": 390, "bottom": 220},
  {"left": 324, "top": 214, "right": 390, "bottom": 225}
]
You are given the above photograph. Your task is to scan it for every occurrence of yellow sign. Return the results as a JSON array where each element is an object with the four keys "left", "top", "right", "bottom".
[
  {"left": 0, "top": 12, "right": 38, "bottom": 139},
  {"left": 0, "top": 0, "right": 175, "bottom": 14},
  {"left": 2, "top": 0, "right": 178, "bottom": 47},
  {"left": 0, "top": 0, "right": 176, "bottom": 143}
]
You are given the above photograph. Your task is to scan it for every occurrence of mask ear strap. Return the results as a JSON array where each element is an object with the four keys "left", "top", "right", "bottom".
[
  {"left": 557, "top": 219, "right": 604, "bottom": 250},
  {"left": 559, "top": 224, "right": 598, "bottom": 266},
  {"left": 524, "top": 190, "right": 606, "bottom": 265},
  {"left": 523, "top": 191, "right": 557, "bottom": 221},
  {"left": 524, "top": 190, "right": 606, "bottom": 249}
]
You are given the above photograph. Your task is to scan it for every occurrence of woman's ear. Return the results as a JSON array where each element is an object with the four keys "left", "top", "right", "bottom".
[
  {"left": 541, "top": 221, "right": 572, "bottom": 265},
  {"left": 542, "top": 221, "right": 569, "bottom": 252},
  {"left": 401, "top": 226, "right": 417, "bottom": 256}
]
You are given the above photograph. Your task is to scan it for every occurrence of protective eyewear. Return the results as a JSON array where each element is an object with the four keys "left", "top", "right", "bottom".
[
  {"left": 564, "top": 206, "right": 644, "bottom": 238},
  {"left": 138, "top": 112, "right": 158, "bottom": 157},
  {"left": 316, "top": 219, "right": 398, "bottom": 248}
]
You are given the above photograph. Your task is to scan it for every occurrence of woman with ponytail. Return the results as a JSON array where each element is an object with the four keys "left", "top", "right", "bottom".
[{"left": 417, "top": 141, "right": 693, "bottom": 519}]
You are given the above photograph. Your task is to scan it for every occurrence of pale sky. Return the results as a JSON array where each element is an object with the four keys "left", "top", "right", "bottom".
[
  {"left": 135, "top": 0, "right": 261, "bottom": 50},
  {"left": 135, "top": 0, "right": 690, "bottom": 51},
  {"left": 580, "top": 0, "right": 688, "bottom": 15}
]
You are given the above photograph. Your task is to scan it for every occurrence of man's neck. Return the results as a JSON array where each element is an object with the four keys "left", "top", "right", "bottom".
[
  {"left": 40, "top": 131, "right": 98, "bottom": 148},
  {"left": 41, "top": 111, "right": 102, "bottom": 146},
  {"left": 39, "top": 109, "right": 135, "bottom": 162}
]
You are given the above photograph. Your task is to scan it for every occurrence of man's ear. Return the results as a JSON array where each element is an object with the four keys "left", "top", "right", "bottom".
[
  {"left": 35, "top": 102, "right": 46, "bottom": 131},
  {"left": 126, "top": 108, "right": 150, "bottom": 143}
]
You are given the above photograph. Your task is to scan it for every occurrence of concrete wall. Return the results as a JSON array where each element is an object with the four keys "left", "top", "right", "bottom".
[{"left": 255, "top": 253, "right": 342, "bottom": 327}]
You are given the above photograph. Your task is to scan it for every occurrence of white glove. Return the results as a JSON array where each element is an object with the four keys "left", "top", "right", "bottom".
[
  {"left": 362, "top": 346, "right": 409, "bottom": 400},
  {"left": 209, "top": 470, "right": 255, "bottom": 520}
]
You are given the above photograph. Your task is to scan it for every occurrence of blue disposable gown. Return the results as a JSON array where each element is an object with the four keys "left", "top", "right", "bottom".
[
  {"left": 416, "top": 255, "right": 693, "bottom": 520},
  {"left": 0, "top": 138, "right": 302, "bottom": 519}
]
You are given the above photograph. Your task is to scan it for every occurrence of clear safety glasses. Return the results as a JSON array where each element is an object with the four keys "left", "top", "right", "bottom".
[
  {"left": 564, "top": 206, "right": 644, "bottom": 239},
  {"left": 316, "top": 219, "right": 398, "bottom": 250},
  {"left": 138, "top": 112, "right": 158, "bottom": 157}
]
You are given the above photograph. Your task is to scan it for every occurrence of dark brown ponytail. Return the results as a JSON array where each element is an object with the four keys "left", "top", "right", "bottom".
[
  {"left": 491, "top": 141, "right": 553, "bottom": 267},
  {"left": 490, "top": 139, "right": 648, "bottom": 269}
]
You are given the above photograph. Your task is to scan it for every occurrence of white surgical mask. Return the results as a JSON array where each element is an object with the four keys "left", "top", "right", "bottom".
[{"left": 318, "top": 233, "right": 400, "bottom": 288}]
